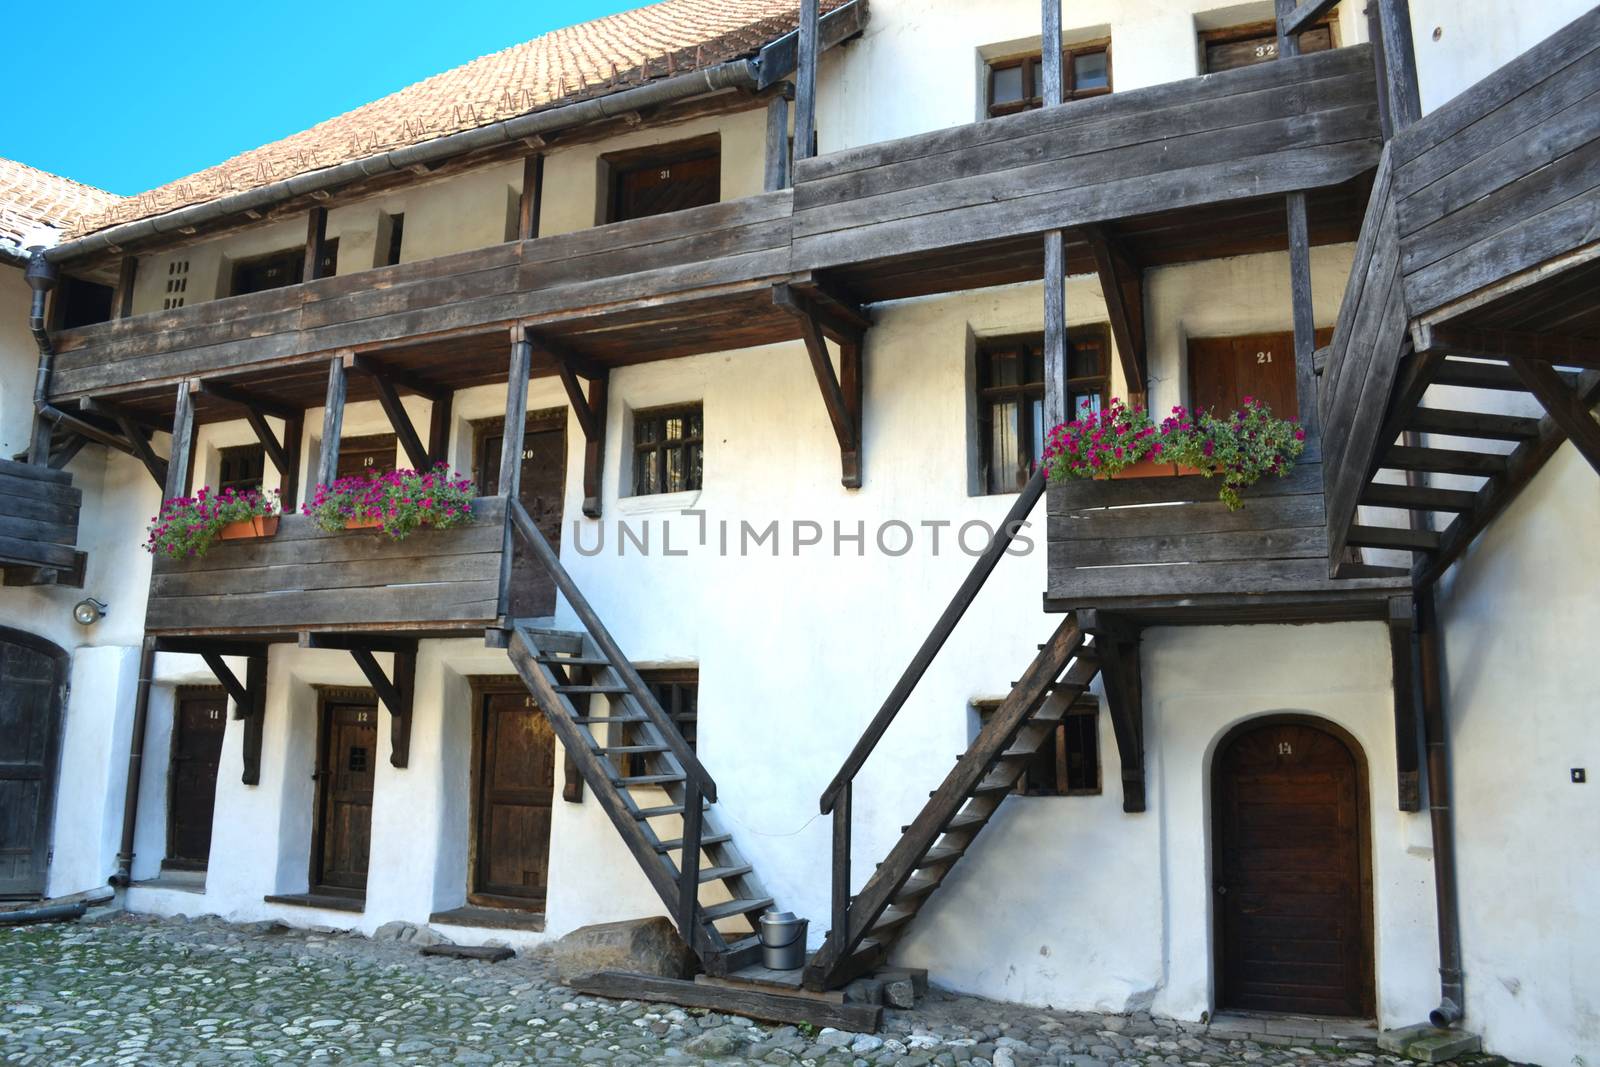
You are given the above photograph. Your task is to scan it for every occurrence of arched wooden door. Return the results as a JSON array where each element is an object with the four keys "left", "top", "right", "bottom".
[
  {"left": 1212, "top": 717, "right": 1374, "bottom": 1017},
  {"left": 0, "top": 629, "right": 69, "bottom": 900}
]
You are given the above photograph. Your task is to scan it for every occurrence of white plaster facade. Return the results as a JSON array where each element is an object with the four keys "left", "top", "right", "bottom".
[{"left": 4, "top": 4, "right": 1598, "bottom": 1064}]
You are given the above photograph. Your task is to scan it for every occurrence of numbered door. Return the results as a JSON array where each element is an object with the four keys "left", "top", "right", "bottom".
[
  {"left": 476, "top": 412, "right": 567, "bottom": 618},
  {"left": 336, "top": 433, "right": 398, "bottom": 478},
  {"left": 472, "top": 690, "right": 556, "bottom": 908},
  {"left": 166, "top": 690, "right": 227, "bottom": 870},
  {"left": 1187, "top": 329, "right": 1332, "bottom": 421},
  {"left": 1213, "top": 718, "right": 1373, "bottom": 1017},
  {"left": 313, "top": 698, "right": 378, "bottom": 894},
  {"left": 0, "top": 631, "right": 67, "bottom": 900}
]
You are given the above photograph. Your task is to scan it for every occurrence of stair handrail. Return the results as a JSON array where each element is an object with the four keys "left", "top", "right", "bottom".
[
  {"left": 506, "top": 496, "right": 719, "bottom": 803},
  {"left": 818, "top": 467, "right": 1046, "bottom": 815}
]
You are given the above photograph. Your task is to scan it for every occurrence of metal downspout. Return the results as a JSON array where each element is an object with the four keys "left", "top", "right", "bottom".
[
  {"left": 1417, "top": 587, "right": 1465, "bottom": 1027},
  {"left": 111, "top": 637, "right": 159, "bottom": 887}
]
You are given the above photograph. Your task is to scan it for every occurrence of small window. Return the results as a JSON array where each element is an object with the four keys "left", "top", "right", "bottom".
[
  {"left": 976, "top": 326, "right": 1111, "bottom": 494},
  {"left": 52, "top": 275, "right": 114, "bottom": 329},
  {"left": 631, "top": 405, "right": 703, "bottom": 496},
  {"left": 217, "top": 444, "right": 266, "bottom": 493},
  {"left": 977, "top": 697, "right": 1100, "bottom": 796},
  {"left": 1200, "top": 20, "right": 1336, "bottom": 74},
  {"left": 377, "top": 212, "right": 405, "bottom": 267},
  {"left": 986, "top": 41, "right": 1113, "bottom": 118},
  {"left": 230, "top": 240, "right": 338, "bottom": 296},
  {"left": 622, "top": 669, "right": 698, "bottom": 776},
  {"left": 604, "top": 136, "right": 720, "bottom": 224}
]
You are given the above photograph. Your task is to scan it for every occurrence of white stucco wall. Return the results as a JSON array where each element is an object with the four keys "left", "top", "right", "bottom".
[
  {"left": 1407, "top": 0, "right": 1596, "bottom": 115},
  {"left": 1431, "top": 443, "right": 1600, "bottom": 1064}
]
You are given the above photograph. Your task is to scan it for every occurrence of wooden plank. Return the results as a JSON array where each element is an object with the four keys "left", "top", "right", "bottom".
[
  {"left": 1359, "top": 482, "right": 1479, "bottom": 512},
  {"left": 569, "top": 971, "right": 882, "bottom": 1032},
  {"left": 241, "top": 653, "right": 267, "bottom": 785},
  {"left": 1054, "top": 525, "right": 1327, "bottom": 567},
  {"left": 795, "top": 0, "right": 818, "bottom": 161},
  {"left": 1375, "top": 0, "right": 1421, "bottom": 129},
  {"left": 0, "top": 457, "right": 73, "bottom": 485},
  {"left": 1049, "top": 458, "right": 1326, "bottom": 512},
  {"left": 0, "top": 514, "right": 78, "bottom": 547},
  {"left": 1346, "top": 524, "right": 1440, "bottom": 551},
  {"left": 1511, "top": 358, "right": 1600, "bottom": 474},
  {"left": 163, "top": 380, "right": 195, "bottom": 502},
  {"left": 764, "top": 93, "right": 791, "bottom": 192},
  {"left": 1040, "top": 0, "right": 1063, "bottom": 107},
  {"left": 146, "top": 580, "right": 503, "bottom": 634},
  {"left": 1379, "top": 445, "right": 1509, "bottom": 477},
  {"left": 1416, "top": 325, "right": 1600, "bottom": 368},
  {"left": 304, "top": 207, "right": 329, "bottom": 282},
  {"left": 1285, "top": 191, "right": 1318, "bottom": 429},
  {"left": 1050, "top": 491, "right": 1328, "bottom": 540},
  {"left": 1387, "top": 596, "right": 1422, "bottom": 812},
  {"left": 517, "top": 154, "right": 543, "bottom": 242},
  {"left": 315, "top": 355, "right": 350, "bottom": 488},
  {"left": 1048, "top": 555, "right": 1410, "bottom": 600},
  {"left": 1278, "top": 0, "right": 1339, "bottom": 38},
  {"left": 151, "top": 549, "right": 503, "bottom": 599},
  {"left": 0, "top": 534, "right": 78, "bottom": 571}
]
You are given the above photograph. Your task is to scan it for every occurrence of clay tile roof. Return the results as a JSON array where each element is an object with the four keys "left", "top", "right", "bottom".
[
  {"left": 69, "top": 0, "right": 847, "bottom": 239},
  {"left": 0, "top": 157, "right": 124, "bottom": 259}
]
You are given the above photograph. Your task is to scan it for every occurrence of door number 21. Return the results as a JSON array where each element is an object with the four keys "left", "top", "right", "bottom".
[{"left": 1257, "top": 350, "right": 1273, "bottom": 364}]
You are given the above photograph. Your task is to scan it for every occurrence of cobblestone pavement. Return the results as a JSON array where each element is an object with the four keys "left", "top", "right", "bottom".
[{"left": 0, "top": 915, "right": 1511, "bottom": 1066}]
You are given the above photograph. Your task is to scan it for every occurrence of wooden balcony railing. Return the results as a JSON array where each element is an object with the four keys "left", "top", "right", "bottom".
[
  {"left": 144, "top": 496, "right": 508, "bottom": 636},
  {"left": 0, "top": 458, "right": 82, "bottom": 574}
]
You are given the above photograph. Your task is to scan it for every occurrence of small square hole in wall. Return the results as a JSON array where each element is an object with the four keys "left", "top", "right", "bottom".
[{"left": 162, "top": 259, "right": 190, "bottom": 310}]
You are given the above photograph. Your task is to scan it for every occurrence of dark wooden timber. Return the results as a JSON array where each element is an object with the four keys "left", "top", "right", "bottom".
[
  {"left": 1386, "top": 597, "right": 1422, "bottom": 811},
  {"left": 1414, "top": 325, "right": 1600, "bottom": 368},
  {"left": 806, "top": 618, "right": 1099, "bottom": 991},
  {"left": 1510, "top": 358, "right": 1600, "bottom": 474},
  {"left": 1042, "top": 230, "right": 1068, "bottom": 428},
  {"left": 107, "top": 410, "right": 168, "bottom": 489},
  {"left": 795, "top": 0, "right": 819, "bottom": 161},
  {"left": 315, "top": 355, "right": 352, "bottom": 489},
  {"left": 1277, "top": 0, "right": 1339, "bottom": 38},
  {"left": 354, "top": 356, "right": 432, "bottom": 470},
  {"left": 162, "top": 380, "right": 196, "bottom": 502},
  {"left": 1374, "top": 0, "right": 1421, "bottom": 130},
  {"left": 242, "top": 652, "right": 267, "bottom": 785},
  {"left": 570, "top": 971, "right": 881, "bottom": 1032},
  {"left": 0, "top": 458, "right": 83, "bottom": 571},
  {"left": 113, "top": 257, "right": 138, "bottom": 320},
  {"left": 304, "top": 207, "right": 329, "bottom": 282},
  {"left": 1082, "top": 225, "right": 1146, "bottom": 405},
  {"left": 199, "top": 652, "right": 249, "bottom": 712},
  {"left": 196, "top": 379, "right": 303, "bottom": 505},
  {"left": 1081, "top": 611, "right": 1145, "bottom": 813},
  {"left": 144, "top": 496, "right": 507, "bottom": 636},
  {"left": 346, "top": 644, "right": 417, "bottom": 768},
  {"left": 517, "top": 154, "right": 544, "bottom": 242},
  {"left": 773, "top": 284, "right": 865, "bottom": 487},
  {"left": 764, "top": 91, "right": 792, "bottom": 192}
]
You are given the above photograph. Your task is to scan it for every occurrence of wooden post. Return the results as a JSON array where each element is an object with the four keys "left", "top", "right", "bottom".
[
  {"left": 831, "top": 782, "right": 852, "bottom": 950},
  {"left": 390, "top": 648, "right": 416, "bottom": 769},
  {"left": 795, "top": 0, "right": 819, "bottom": 161},
  {"left": 162, "top": 381, "right": 196, "bottom": 502},
  {"left": 581, "top": 374, "right": 608, "bottom": 518},
  {"left": 316, "top": 355, "right": 351, "bottom": 490},
  {"left": 677, "top": 778, "right": 703, "bottom": 940},
  {"left": 501, "top": 337, "right": 532, "bottom": 501},
  {"left": 1285, "top": 193, "right": 1317, "bottom": 430},
  {"left": 764, "top": 90, "right": 793, "bottom": 191},
  {"left": 112, "top": 257, "right": 138, "bottom": 320},
  {"left": 241, "top": 651, "right": 267, "bottom": 786},
  {"left": 1040, "top": 0, "right": 1067, "bottom": 430},
  {"left": 517, "top": 154, "right": 544, "bottom": 242},
  {"left": 427, "top": 393, "right": 454, "bottom": 468},
  {"left": 280, "top": 414, "right": 303, "bottom": 510},
  {"left": 1040, "top": 0, "right": 1063, "bottom": 107},
  {"left": 1387, "top": 597, "right": 1422, "bottom": 812},
  {"left": 1376, "top": 0, "right": 1422, "bottom": 129},
  {"left": 1364, "top": 0, "right": 1396, "bottom": 139},
  {"left": 304, "top": 206, "right": 329, "bottom": 281}
]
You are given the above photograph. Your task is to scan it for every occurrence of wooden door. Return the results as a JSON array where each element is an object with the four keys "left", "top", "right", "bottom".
[
  {"left": 0, "top": 631, "right": 67, "bottom": 900},
  {"left": 472, "top": 691, "right": 556, "bottom": 907},
  {"left": 337, "top": 433, "right": 397, "bottom": 479},
  {"left": 611, "top": 151, "right": 719, "bottom": 222},
  {"left": 313, "top": 698, "right": 378, "bottom": 893},
  {"left": 1213, "top": 719, "right": 1372, "bottom": 1017},
  {"left": 1187, "top": 329, "right": 1332, "bottom": 421},
  {"left": 166, "top": 689, "right": 227, "bottom": 869},
  {"left": 476, "top": 413, "right": 566, "bottom": 617}
]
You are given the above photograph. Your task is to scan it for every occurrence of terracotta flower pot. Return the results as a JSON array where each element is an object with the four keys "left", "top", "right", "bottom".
[
  {"left": 1174, "top": 463, "right": 1224, "bottom": 476},
  {"left": 1109, "top": 458, "right": 1179, "bottom": 480},
  {"left": 218, "top": 515, "right": 280, "bottom": 540},
  {"left": 344, "top": 515, "right": 384, "bottom": 530}
]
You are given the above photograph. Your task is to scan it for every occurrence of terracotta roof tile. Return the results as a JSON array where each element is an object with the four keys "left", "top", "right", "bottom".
[
  {"left": 0, "top": 157, "right": 123, "bottom": 255},
  {"left": 71, "top": 0, "right": 845, "bottom": 239}
]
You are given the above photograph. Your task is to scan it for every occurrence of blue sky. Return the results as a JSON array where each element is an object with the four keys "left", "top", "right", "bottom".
[{"left": 2, "top": 1, "right": 640, "bottom": 196}]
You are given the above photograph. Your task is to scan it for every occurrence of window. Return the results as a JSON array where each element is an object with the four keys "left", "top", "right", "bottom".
[
  {"left": 377, "top": 212, "right": 405, "bottom": 267},
  {"left": 987, "top": 41, "right": 1112, "bottom": 118},
  {"left": 631, "top": 405, "right": 703, "bottom": 496},
  {"left": 1200, "top": 20, "right": 1336, "bottom": 74},
  {"left": 976, "top": 326, "right": 1111, "bottom": 494},
  {"left": 977, "top": 697, "right": 1100, "bottom": 796},
  {"left": 603, "top": 135, "right": 720, "bottom": 223},
  {"left": 230, "top": 240, "right": 338, "bottom": 296},
  {"left": 52, "top": 275, "right": 114, "bottom": 329},
  {"left": 217, "top": 444, "right": 266, "bottom": 493},
  {"left": 623, "top": 669, "right": 699, "bottom": 776}
]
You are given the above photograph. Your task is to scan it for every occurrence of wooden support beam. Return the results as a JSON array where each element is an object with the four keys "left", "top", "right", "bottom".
[
  {"left": 199, "top": 652, "right": 250, "bottom": 717},
  {"left": 1387, "top": 597, "right": 1422, "bottom": 812},
  {"left": 774, "top": 284, "right": 864, "bottom": 488},
  {"left": 303, "top": 206, "right": 329, "bottom": 282},
  {"left": 1360, "top": 482, "right": 1480, "bottom": 513},
  {"left": 348, "top": 646, "right": 415, "bottom": 769},
  {"left": 112, "top": 256, "right": 138, "bottom": 321},
  {"left": 498, "top": 335, "right": 534, "bottom": 622},
  {"left": 279, "top": 413, "right": 304, "bottom": 509},
  {"left": 152, "top": 636, "right": 275, "bottom": 657},
  {"left": 242, "top": 652, "right": 267, "bottom": 786},
  {"left": 1376, "top": 0, "right": 1421, "bottom": 129},
  {"left": 1285, "top": 192, "right": 1318, "bottom": 430},
  {"left": 427, "top": 393, "right": 453, "bottom": 468},
  {"left": 765, "top": 90, "right": 792, "bottom": 192},
  {"left": 48, "top": 435, "right": 88, "bottom": 471},
  {"left": 1081, "top": 225, "right": 1147, "bottom": 406},
  {"left": 98, "top": 409, "right": 167, "bottom": 489},
  {"left": 162, "top": 380, "right": 196, "bottom": 502},
  {"left": 517, "top": 154, "right": 544, "bottom": 242},
  {"left": 353, "top": 355, "right": 431, "bottom": 471},
  {"left": 1510, "top": 359, "right": 1600, "bottom": 476},
  {"left": 1081, "top": 614, "right": 1145, "bottom": 814},
  {"left": 795, "top": 0, "right": 819, "bottom": 160},
  {"left": 1276, "top": 0, "right": 1339, "bottom": 38},
  {"left": 1414, "top": 324, "right": 1600, "bottom": 368},
  {"left": 1043, "top": 230, "right": 1068, "bottom": 430},
  {"left": 315, "top": 354, "right": 352, "bottom": 489},
  {"left": 299, "top": 632, "right": 419, "bottom": 654},
  {"left": 194, "top": 379, "right": 301, "bottom": 421},
  {"left": 1040, "top": 0, "right": 1063, "bottom": 107}
]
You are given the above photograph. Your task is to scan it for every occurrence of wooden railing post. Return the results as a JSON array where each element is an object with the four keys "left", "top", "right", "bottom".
[
  {"left": 497, "top": 335, "right": 533, "bottom": 625},
  {"left": 1040, "top": 0, "right": 1069, "bottom": 429},
  {"left": 162, "top": 380, "right": 196, "bottom": 502},
  {"left": 678, "top": 778, "right": 703, "bottom": 938},
  {"left": 795, "top": 0, "right": 819, "bottom": 161},
  {"left": 315, "top": 355, "right": 351, "bottom": 490},
  {"left": 830, "top": 781, "right": 852, "bottom": 952},
  {"left": 765, "top": 88, "right": 794, "bottom": 191}
]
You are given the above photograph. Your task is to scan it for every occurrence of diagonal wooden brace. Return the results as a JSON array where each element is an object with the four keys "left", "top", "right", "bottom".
[
  {"left": 1079, "top": 610, "right": 1145, "bottom": 814},
  {"left": 1081, "top": 224, "right": 1148, "bottom": 406},
  {"left": 773, "top": 283, "right": 866, "bottom": 488},
  {"left": 352, "top": 355, "right": 433, "bottom": 471},
  {"left": 346, "top": 644, "right": 417, "bottom": 769},
  {"left": 535, "top": 333, "right": 610, "bottom": 518}
]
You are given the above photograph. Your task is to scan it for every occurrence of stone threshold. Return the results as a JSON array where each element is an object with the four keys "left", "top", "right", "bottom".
[
  {"left": 429, "top": 904, "right": 545, "bottom": 932},
  {"left": 264, "top": 892, "right": 365, "bottom": 914},
  {"left": 131, "top": 874, "right": 206, "bottom": 895},
  {"left": 1206, "top": 1012, "right": 1379, "bottom": 1047}
]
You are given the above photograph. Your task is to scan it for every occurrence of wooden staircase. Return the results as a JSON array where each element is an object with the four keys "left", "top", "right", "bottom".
[
  {"left": 804, "top": 616, "right": 1100, "bottom": 989},
  {"left": 504, "top": 501, "right": 776, "bottom": 976}
]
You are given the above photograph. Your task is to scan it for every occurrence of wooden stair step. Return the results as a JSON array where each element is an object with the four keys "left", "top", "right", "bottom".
[
  {"left": 1360, "top": 483, "right": 1479, "bottom": 512},
  {"left": 868, "top": 907, "right": 916, "bottom": 937},
  {"left": 525, "top": 630, "right": 586, "bottom": 654},
  {"left": 600, "top": 744, "right": 668, "bottom": 755},
  {"left": 916, "top": 844, "right": 966, "bottom": 869},
  {"left": 618, "top": 773, "right": 686, "bottom": 787},
  {"left": 1430, "top": 359, "right": 1578, "bottom": 392},
  {"left": 635, "top": 801, "right": 710, "bottom": 819},
  {"left": 571, "top": 715, "right": 647, "bottom": 725},
  {"left": 557, "top": 684, "right": 630, "bottom": 694},
  {"left": 944, "top": 807, "right": 993, "bottom": 832},
  {"left": 700, "top": 897, "right": 774, "bottom": 923},
  {"left": 894, "top": 874, "right": 941, "bottom": 903},
  {"left": 655, "top": 832, "right": 733, "bottom": 853},
  {"left": 694, "top": 864, "right": 753, "bottom": 883},
  {"left": 537, "top": 654, "right": 612, "bottom": 667},
  {"left": 1346, "top": 524, "right": 1441, "bottom": 551},
  {"left": 1406, "top": 408, "right": 1542, "bottom": 440},
  {"left": 1382, "top": 445, "right": 1510, "bottom": 477}
]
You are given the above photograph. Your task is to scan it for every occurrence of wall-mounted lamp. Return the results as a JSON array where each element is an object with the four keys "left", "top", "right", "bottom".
[{"left": 72, "top": 597, "right": 108, "bottom": 627}]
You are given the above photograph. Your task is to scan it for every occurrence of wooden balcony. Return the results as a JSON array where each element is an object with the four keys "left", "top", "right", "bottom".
[
  {"left": 144, "top": 496, "right": 512, "bottom": 637},
  {"left": 1045, "top": 433, "right": 1409, "bottom": 622},
  {"left": 0, "top": 458, "right": 82, "bottom": 576}
]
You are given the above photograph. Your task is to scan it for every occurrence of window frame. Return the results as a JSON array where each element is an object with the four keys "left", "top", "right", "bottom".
[
  {"left": 975, "top": 696, "right": 1101, "bottom": 797},
  {"left": 1197, "top": 18, "right": 1339, "bottom": 74},
  {"left": 216, "top": 443, "right": 267, "bottom": 494},
  {"left": 228, "top": 240, "right": 339, "bottom": 297},
  {"left": 630, "top": 403, "right": 704, "bottom": 497},
  {"left": 975, "top": 325, "right": 1112, "bottom": 495},
  {"left": 600, "top": 134, "right": 722, "bottom": 225},
  {"left": 625, "top": 668, "right": 699, "bottom": 776},
  {"left": 986, "top": 39, "right": 1113, "bottom": 119}
]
